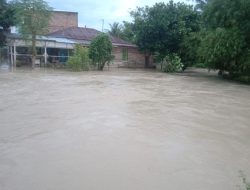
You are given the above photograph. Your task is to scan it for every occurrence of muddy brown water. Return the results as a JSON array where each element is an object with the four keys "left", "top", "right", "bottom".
[{"left": 0, "top": 67, "right": 250, "bottom": 190}]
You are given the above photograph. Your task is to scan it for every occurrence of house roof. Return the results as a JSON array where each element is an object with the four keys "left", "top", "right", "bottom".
[
  {"left": 52, "top": 10, "right": 78, "bottom": 14},
  {"left": 7, "top": 33, "right": 76, "bottom": 44},
  {"left": 48, "top": 26, "right": 136, "bottom": 47}
]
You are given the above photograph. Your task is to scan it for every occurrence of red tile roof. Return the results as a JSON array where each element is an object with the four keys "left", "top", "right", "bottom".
[{"left": 48, "top": 26, "right": 135, "bottom": 47}]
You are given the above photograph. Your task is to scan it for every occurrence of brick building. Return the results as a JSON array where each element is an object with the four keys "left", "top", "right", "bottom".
[
  {"left": 48, "top": 11, "right": 78, "bottom": 33},
  {"left": 7, "top": 11, "right": 153, "bottom": 68},
  {"left": 48, "top": 26, "right": 153, "bottom": 67},
  {"left": 47, "top": 11, "right": 153, "bottom": 67}
]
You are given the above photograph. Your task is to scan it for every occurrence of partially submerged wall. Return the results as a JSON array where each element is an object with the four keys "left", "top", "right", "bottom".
[{"left": 112, "top": 46, "right": 153, "bottom": 68}]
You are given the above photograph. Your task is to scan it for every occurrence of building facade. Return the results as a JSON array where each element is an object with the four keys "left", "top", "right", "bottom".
[
  {"left": 48, "top": 11, "right": 78, "bottom": 33},
  {"left": 48, "top": 26, "right": 153, "bottom": 68},
  {"left": 6, "top": 11, "right": 154, "bottom": 68}
]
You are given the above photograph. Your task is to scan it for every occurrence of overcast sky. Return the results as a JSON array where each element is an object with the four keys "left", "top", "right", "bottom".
[{"left": 46, "top": 0, "right": 194, "bottom": 31}]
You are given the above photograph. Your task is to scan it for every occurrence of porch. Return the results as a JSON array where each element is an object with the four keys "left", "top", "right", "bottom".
[{"left": 7, "top": 34, "right": 75, "bottom": 67}]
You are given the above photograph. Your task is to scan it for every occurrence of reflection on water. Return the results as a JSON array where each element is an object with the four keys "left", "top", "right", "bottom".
[{"left": 0, "top": 67, "right": 250, "bottom": 190}]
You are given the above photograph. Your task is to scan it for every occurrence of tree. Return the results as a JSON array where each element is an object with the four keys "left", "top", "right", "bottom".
[
  {"left": 121, "top": 21, "right": 135, "bottom": 43},
  {"left": 198, "top": 28, "right": 245, "bottom": 74},
  {"left": 108, "top": 21, "right": 136, "bottom": 43},
  {"left": 0, "top": 0, "right": 17, "bottom": 46},
  {"left": 108, "top": 22, "right": 123, "bottom": 38},
  {"left": 130, "top": 6, "right": 154, "bottom": 67},
  {"left": 11, "top": 0, "right": 52, "bottom": 68},
  {"left": 180, "top": 31, "right": 203, "bottom": 67},
  {"left": 197, "top": 0, "right": 250, "bottom": 76},
  {"left": 89, "top": 33, "right": 113, "bottom": 71},
  {"left": 203, "top": 0, "right": 250, "bottom": 44},
  {"left": 130, "top": 1, "right": 200, "bottom": 67}
]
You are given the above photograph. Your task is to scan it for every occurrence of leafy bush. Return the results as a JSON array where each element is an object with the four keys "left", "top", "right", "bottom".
[
  {"left": 161, "top": 54, "right": 184, "bottom": 73},
  {"left": 67, "top": 44, "right": 90, "bottom": 71},
  {"left": 89, "top": 33, "right": 113, "bottom": 70}
]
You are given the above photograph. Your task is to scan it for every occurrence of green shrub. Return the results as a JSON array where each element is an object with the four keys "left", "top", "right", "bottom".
[
  {"left": 89, "top": 33, "right": 113, "bottom": 70},
  {"left": 161, "top": 54, "right": 183, "bottom": 73},
  {"left": 67, "top": 44, "right": 90, "bottom": 71},
  {"left": 193, "top": 63, "right": 207, "bottom": 69}
]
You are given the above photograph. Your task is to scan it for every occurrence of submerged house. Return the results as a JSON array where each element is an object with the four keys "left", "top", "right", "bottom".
[
  {"left": 6, "top": 10, "right": 153, "bottom": 68},
  {"left": 48, "top": 26, "right": 149, "bottom": 67}
]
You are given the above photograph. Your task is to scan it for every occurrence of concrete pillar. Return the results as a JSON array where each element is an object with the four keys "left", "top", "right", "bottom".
[
  {"left": 13, "top": 42, "right": 16, "bottom": 66},
  {"left": 10, "top": 46, "right": 13, "bottom": 66},
  {"left": 67, "top": 48, "right": 70, "bottom": 60},
  {"left": 44, "top": 42, "right": 47, "bottom": 66},
  {"left": 7, "top": 45, "right": 10, "bottom": 65}
]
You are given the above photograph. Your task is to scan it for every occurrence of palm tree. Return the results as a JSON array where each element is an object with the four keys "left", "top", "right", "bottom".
[{"left": 108, "top": 22, "right": 123, "bottom": 38}]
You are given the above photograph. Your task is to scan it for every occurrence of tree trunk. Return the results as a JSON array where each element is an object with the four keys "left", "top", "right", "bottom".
[
  {"left": 99, "top": 62, "right": 105, "bottom": 70},
  {"left": 145, "top": 54, "right": 150, "bottom": 68},
  {"left": 31, "top": 32, "right": 36, "bottom": 69},
  {"left": 97, "top": 63, "right": 101, "bottom": 70}
]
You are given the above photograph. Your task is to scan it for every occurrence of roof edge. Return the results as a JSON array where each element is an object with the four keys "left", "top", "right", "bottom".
[{"left": 51, "top": 10, "right": 78, "bottom": 14}]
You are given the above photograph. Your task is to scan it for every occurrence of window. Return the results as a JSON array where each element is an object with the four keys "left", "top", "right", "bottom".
[{"left": 122, "top": 48, "right": 128, "bottom": 61}]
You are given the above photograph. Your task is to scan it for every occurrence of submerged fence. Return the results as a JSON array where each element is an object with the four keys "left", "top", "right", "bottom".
[{"left": 15, "top": 54, "right": 70, "bottom": 67}]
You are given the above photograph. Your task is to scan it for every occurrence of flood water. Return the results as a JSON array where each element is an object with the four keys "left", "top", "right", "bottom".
[{"left": 0, "top": 67, "right": 250, "bottom": 190}]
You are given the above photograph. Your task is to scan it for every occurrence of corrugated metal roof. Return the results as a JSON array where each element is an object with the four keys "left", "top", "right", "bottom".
[
  {"left": 46, "top": 36, "right": 76, "bottom": 44},
  {"left": 7, "top": 33, "right": 76, "bottom": 44},
  {"left": 7, "top": 29, "right": 137, "bottom": 48}
]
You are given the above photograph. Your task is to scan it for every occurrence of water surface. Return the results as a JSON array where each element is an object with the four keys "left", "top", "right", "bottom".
[{"left": 0, "top": 68, "right": 249, "bottom": 190}]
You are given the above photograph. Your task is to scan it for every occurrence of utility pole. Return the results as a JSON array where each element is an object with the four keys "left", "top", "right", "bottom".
[{"left": 102, "top": 19, "right": 104, "bottom": 32}]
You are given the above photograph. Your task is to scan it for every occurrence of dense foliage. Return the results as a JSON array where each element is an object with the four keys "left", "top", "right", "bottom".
[
  {"left": 108, "top": 21, "right": 136, "bottom": 43},
  {"left": 122, "top": 1, "right": 200, "bottom": 68},
  {"left": 89, "top": 33, "right": 113, "bottom": 70},
  {"left": 11, "top": 0, "right": 52, "bottom": 68},
  {"left": 113, "top": 0, "right": 250, "bottom": 80},
  {"left": 195, "top": 0, "right": 250, "bottom": 81},
  {"left": 161, "top": 54, "right": 183, "bottom": 73},
  {"left": 120, "top": 21, "right": 135, "bottom": 43},
  {"left": 108, "top": 22, "right": 123, "bottom": 38},
  {"left": 67, "top": 44, "right": 90, "bottom": 71},
  {"left": 0, "top": 0, "right": 17, "bottom": 46}
]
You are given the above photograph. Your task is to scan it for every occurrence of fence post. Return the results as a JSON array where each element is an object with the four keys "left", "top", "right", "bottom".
[
  {"left": 10, "top": 46, "right": 13, "bottom": 66},
  {"left": 44, "top": 43, "right": 47, "bottom": 66},
  {"left": 13, "top": 42, "right": 16, "bottom": 66}
]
